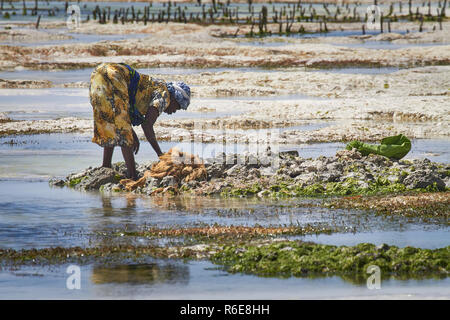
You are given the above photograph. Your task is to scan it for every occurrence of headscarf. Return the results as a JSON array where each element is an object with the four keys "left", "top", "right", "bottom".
[{"left": 166, "top": 81, "right": 191, "bottom": 110}]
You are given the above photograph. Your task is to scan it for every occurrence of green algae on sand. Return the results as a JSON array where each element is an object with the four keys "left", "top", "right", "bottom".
[{"left": 211, "top": 241, "right": 450, "bottom": 280}]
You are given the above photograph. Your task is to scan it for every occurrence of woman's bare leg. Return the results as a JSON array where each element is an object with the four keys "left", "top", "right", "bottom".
[
  {"left": 102, "top": 146, "right": 114, "bottom": 168},
  {"left": 121, "top": 146, "right": 137, "bottom": 180}
]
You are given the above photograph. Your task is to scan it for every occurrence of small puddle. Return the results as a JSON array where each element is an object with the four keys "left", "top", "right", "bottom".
[
  {"left": 0, "top": 88, "right": 89, "bottom": 120},
  {"left": 309, "top": 67, "right": 400, "bottom": 74},
  {"left": 235, "top": 30, "right": 408, "bottom": 42},
  {"left": 0, "top": 27, "right": 150, "bottom": 46},
  {"left": 332, "top": 41, "right": 450, "bottom": 50}
]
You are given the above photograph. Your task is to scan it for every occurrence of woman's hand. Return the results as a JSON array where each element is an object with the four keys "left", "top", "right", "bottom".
[{"left": 132, "top": 129, "right": 140, "bottom": 155}]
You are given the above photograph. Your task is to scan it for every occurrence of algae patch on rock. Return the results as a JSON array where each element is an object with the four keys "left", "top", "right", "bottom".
[{"left": 50, "top": 150, "right": 449, "bottom": 200}]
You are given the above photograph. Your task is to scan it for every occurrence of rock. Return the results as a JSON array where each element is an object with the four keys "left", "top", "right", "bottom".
[
  {"left": 145, "top": 177, "right": 160, "bottom": 189},
  {"left": 258, "top": 155, "right": 272, "bottom": 167},
  {"left": 367, "top": 154, "right": 391, "bottom": 166},
  {"left": 301, "top": 160, "right": 318, "bottom": 173},
  {"left": 75, "top": 167, "right": 118, "bottom": 190},
  {"left": 137, "top": 161, "right": 157, "bottom": 172},
  {"left": 49, "top": 178, "right": 65, "bottom": 187},
  {"left": 247, "top": 168, "right": 261, "bottom": 179},
  {"left": 402, "top": 170, "right": 446, "bottom": 191},
  {"left": 376, "top": 244, "right": 390, "bottom": 252},
  {"left": 294, "top": 172, "right": 320, "bottom": 185},
  {"left": 321, "top": 172, "right": 341, "bottom": 183},
  {"left": 100, "top": 182, "right": 122, "bottom": 192},
  {"left": 112, "top": 162, "right": 128, "bottom": 177},
  {"left": 225, "top": 154, "right": 238, "bottom": 166},
  {"left": 100, "top": 182, "right": 113, "bottom": 192},
  {"left": 207, "top": 163, "right": 226, "bottom": 179},
  {"left": 444, "top": 177, "right": 450, "bottom": 189},
  {"left": 160, "top": 175, "right": 177, "bottom": 187},
  {"left": 336, "top": 149, "right": 362, "bottom": 160},
  {"left": 326, "top": 162, "right": 343, "bottom": 172},
  {"left": 225, "top": 164, "right": 245, "bottom": 177},
  {"left": 260, "top": 166, "right": 277, "bottom": 176},
  {"left": 279, "top": 150, "right": 299, "bottom": 158},
  {"left": 288, "top": 166, "right": 304, "bottom": 178}
]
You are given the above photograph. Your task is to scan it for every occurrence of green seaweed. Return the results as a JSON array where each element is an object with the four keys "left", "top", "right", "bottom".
[{"left": 211, "top": 241, "right": 449, "bottom": 280}]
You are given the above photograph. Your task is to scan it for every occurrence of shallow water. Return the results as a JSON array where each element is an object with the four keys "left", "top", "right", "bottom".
[
  {"left": 310, "top": 67, "right": 400, "bottom": 74},
  {"left": 0, "top": 134, "right": 245, "bottom": 179},
  {"left": 0, "top": 87, "right": 252, "bottom": 121},
  {"left": 239, "top": 39, "right": 448, "bottom": 49},
  {"left": 333, "top": 41, "right": 450, "bottom": 50},
  {"left": 0, "top": 179, "right": 448, "bottom": 250},
  {"left": 0, "top": 177, "right": 448, "bottom": 298},
  {"left": 0, "top": 133, "right": 448, "bottom": 179},
  {"left": 0, "top": 67, "right": 267, "bottom": 84},
  {"left": 236, "top": 30, "right": 409, "bottom": 41},
  {"left": 0, "top": 88, "right": 89, "bottom": 120},
  {"left": 0, "top": 27, "right": 150, "bottom": 46},
  {"left": 0, "top": 86, "right": 329, "bottom": 121},
  {"left": 1, "top": 261, "right": 449, "bottom": 299},
  {"left": 0, "top": 133, "right": 333, "bottom": 179}
]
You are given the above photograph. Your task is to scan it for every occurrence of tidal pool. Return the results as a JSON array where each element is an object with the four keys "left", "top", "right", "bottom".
[
  {"left": 0, "top": 179, "right": 448, "bottom": 251},
  {"left": 0, "top": 88, "right": 89, "bottom": 120},
  {"left": 0, "top": 28, "right": 150, "bottom": 46},
  {"left": 309, "top": 67, "right": 400, "bottom": 74},
  {"left": 333, "top": 41, "right": 450, "bottom": 50}
]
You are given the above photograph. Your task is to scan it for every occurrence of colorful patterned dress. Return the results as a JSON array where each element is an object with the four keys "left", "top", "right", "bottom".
[{"left": 89, "top": 63, "right": 170, "bottom": 147}]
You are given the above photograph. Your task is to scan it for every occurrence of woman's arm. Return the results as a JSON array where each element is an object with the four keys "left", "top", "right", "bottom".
[
  {"left": 142, "top": 107, "right": 163, "bottom": 157},
  {"left": 131, "top": 128, "right": 140, "bottom": 155}
]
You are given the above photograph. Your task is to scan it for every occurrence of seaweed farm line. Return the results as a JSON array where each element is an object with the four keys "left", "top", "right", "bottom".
[
  {"left": 0, "top": 1, "right": 448, "bottom": 40},
  {"left": 0, "top": 1, "right": 446, "bottom": 24}
]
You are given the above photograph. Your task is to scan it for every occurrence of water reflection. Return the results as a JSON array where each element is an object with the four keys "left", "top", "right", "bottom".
[{"left": 91, "top": 263, "right": 189, "bottom": 286}]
